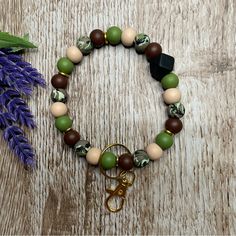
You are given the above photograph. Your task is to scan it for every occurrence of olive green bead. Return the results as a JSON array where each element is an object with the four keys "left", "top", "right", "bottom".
[
  {"left": 155, "top": 131, "right": 174, "bottom": 150},
  {"left": 57, "top": 57, "right": 74, "bottom": 75},
  {"left": 100, "top": 151, "right": 117, "bottom": 170},
  {"left": 106, "top": 26, "right": 122, "bottom": 45},
  {"left": 55, "top": 115, "right": 73, "bottom": 132},
  {"left": 161, "top": 73, "right": 179, "bottom": 90}
]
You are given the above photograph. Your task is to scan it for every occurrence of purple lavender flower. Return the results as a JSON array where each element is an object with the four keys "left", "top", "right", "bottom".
[
  {"left": 3, "top": 126, "right": 35, "bottom": 167},
  {"left": 0, "top": 49, "right": 45, "bottom": 167}
]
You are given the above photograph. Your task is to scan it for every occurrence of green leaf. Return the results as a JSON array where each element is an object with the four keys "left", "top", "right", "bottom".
[
  {"left": 8, "top": 34, "right": 32, "bottom": 53},
  {"left": 0, "top": 32, "right": 37, "bottom": 50}
]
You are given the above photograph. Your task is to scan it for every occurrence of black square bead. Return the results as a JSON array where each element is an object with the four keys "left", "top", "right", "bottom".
[{"left": 150, "top": 53, "right": 175, "bottom": 81}]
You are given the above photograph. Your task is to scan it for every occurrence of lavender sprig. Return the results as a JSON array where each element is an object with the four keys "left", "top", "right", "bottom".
[
  {"left": 7, "top": 97, "right": 36, "bottom": 128},
  {"left": 0, "top": 111, "right": 16, "bottom": 129},
  {"left": 0, "top": 47, "right": 45, "bottom": 167},
  {"left": 0, "top": 50, "right": 46, "bottom": 93},
  {"left": 3, "top": 126, "right": 35, "bottom": 167}
]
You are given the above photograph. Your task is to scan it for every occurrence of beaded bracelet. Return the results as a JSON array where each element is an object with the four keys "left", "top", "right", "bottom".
[{"left": 50, "top": 26, "right": 185, "bottom": 212}]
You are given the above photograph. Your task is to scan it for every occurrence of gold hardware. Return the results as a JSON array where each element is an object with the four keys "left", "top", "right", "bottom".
[
  {"left": 99, "top": 143, "right": 135, "bottom": 212},
  {"left": 105, "top": 170, "right": 135, "bottom": 213},
  {"left": 104, "top": 32, "right": 109, "bottom": 45},
  {"left": 64, "top": 127, "right": 72, "bottom": 133},
  {"left": 165, "top": 129, "right": 174, "bottom": 136},
  {"left": 59, "top": 71, "right": 69, "bottom": 77}
]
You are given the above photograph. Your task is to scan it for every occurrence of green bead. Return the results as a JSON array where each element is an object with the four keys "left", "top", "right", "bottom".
[
  {"left": 155, "top": 131, "right": 174, "bottom": 150},
  {"left": 106, "top": 26, "right": 122, "bottom": 45},
  {"left": 57, "top": 57, "right": 74, "bottom": 75},
  {"left": 55, "top": 115, "right": 73, "bottom": 132},
  {"left": 100, "top": 151, "right": 117, "bottom": 170},
  {"left": 161, "top": 73, "right": 179, "bottom": 89}
]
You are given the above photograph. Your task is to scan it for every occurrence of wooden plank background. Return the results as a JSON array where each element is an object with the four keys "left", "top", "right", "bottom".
[{"left": 0, "top": 0, "right": 235, "bottom": 235}]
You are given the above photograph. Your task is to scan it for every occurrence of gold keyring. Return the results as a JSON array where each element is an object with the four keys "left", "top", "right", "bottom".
[{"left": 99, "top": 143, "right": 131, "bottom": 180}]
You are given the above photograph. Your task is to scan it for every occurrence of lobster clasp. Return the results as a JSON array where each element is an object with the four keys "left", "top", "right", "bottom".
[{"left": 105, "top": 171, "right": 135, "bottom": 213}]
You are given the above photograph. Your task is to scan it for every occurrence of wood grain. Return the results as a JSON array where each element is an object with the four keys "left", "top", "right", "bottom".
[{"left": 0, "top": 0, "right": 235, "bottom": 235}]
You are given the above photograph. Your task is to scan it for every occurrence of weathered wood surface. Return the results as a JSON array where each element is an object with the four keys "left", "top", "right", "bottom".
[{"left": 0, "top": 0, "right": 235, "bottom": 235}]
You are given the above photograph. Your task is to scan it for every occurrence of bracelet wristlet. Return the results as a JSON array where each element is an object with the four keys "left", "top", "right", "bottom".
[{"left": 49, "top": 26, "right": 185, "bottom": 212}]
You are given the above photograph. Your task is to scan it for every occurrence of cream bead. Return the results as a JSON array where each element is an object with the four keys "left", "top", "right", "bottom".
[
  {"left": 163, "top": 88, "right": 181, "bottom": 104},
  {"left": 66, "top": 46, "right": 83, "bottom": 63},
  {"left": 121, "top": 27, "right": 137, "bottom": 47},
  {"left": 146, "top": 143, "right": 163, "bottom": 160},
  {"left": 86, "top": 147, "right": 101, "bottom": 165},
  {"left": 50, "top": 102, "right": 68, "bottom": 117}
]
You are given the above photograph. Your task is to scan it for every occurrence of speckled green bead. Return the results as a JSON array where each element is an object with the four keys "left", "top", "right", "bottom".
[
  {"left": 106, "top": 26, "right": 122, "bottom": 45},
  {"left": 74, "top": 140, "right": 91, "bottom": 157},
  {"left": 100, "top": 151, "right": 117, "bottom": 170},
  {"left": 134, "top": 33, "right": 150, "bottom": 53},
  {"left": 161, "top": 73, "right": 179, "bottom": 90},
  {"left": 76, "top": 36, "right": 93, "bottom": 55},
  {"left": 167, "top": 102, "right": 185, "bottom": 118},
  {"left": 51, "top": 89, "right": 68, "bottom": 103},
  {"left": 133, "top": 150, "right": 150, "bottom": 168},
  {"left": 57, "top": 57, "right": 74, "bottom": 75},
  {"left": 155, "top": 131, "right": 174, "bottom": 150},
  {"left": 55, "top": 115, "right": 73, "bottom": 132}
]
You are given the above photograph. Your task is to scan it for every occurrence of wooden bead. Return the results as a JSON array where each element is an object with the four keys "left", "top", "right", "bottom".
[
  {"left": 50, "top": 102, "right": 68, "bottom": 117},
  {"left": 118, "top": 153, "right": 134, "bottom": 170},
  {"left": 64, "top": 129, "right": 80, "bottom": 147},
  {"left": 86, "top": 147, "right": 101, "bottom": 165},
  {"left": 146, "top": 143, "right": 163, "bottom": 160},
  {"left": 51, "top": 73, "right": 68, "bottom": 89},
  {"left": 66, "top": 46, "right": 83, "bottom": 64},
  {"left": 121, "top": 27, "right": 137, "bottom": 47},
  {"left": 163, "top": 88, "right": 181, "bottom": 104},
  {"left": 145, "top": 42, "right": 162, "bottom": 61},
  {"left": 90, "top": 29, "right": 105, "bottom": 48},
  {"left": 165, "top": 118, "right": 183, "bottom": 134}
]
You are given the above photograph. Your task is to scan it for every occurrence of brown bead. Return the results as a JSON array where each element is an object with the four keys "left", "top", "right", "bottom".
[
  {"left": 90, "top": 29, "right": 105, "bottom": 48},
  {"left": 51, "top": 74, "right": 68, "bottom": 89},
  {"left": 145, "top": 42, "right": 162, "bottom": 61},
  {"left": 64, "top": 129, "right": 81, "bottom": 147},
  {"left": 165, "top": 118, "right": 183, "bottom": 134},
  {"left": 118, "top": 153, "right": 134, "bottom": 170}
]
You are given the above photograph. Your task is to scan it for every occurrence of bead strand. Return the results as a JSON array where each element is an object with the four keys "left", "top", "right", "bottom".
[{"left": 50, "top": 25, "right": 185, "bottom": 171}]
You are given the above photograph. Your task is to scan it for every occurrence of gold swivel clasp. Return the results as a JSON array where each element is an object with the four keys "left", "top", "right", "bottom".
[
  {"left": 99, "top": 143, "right": 135, "bottom": 213},
  {"left": 105, "top": 170, "right": 135, "bottom": 213}
]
